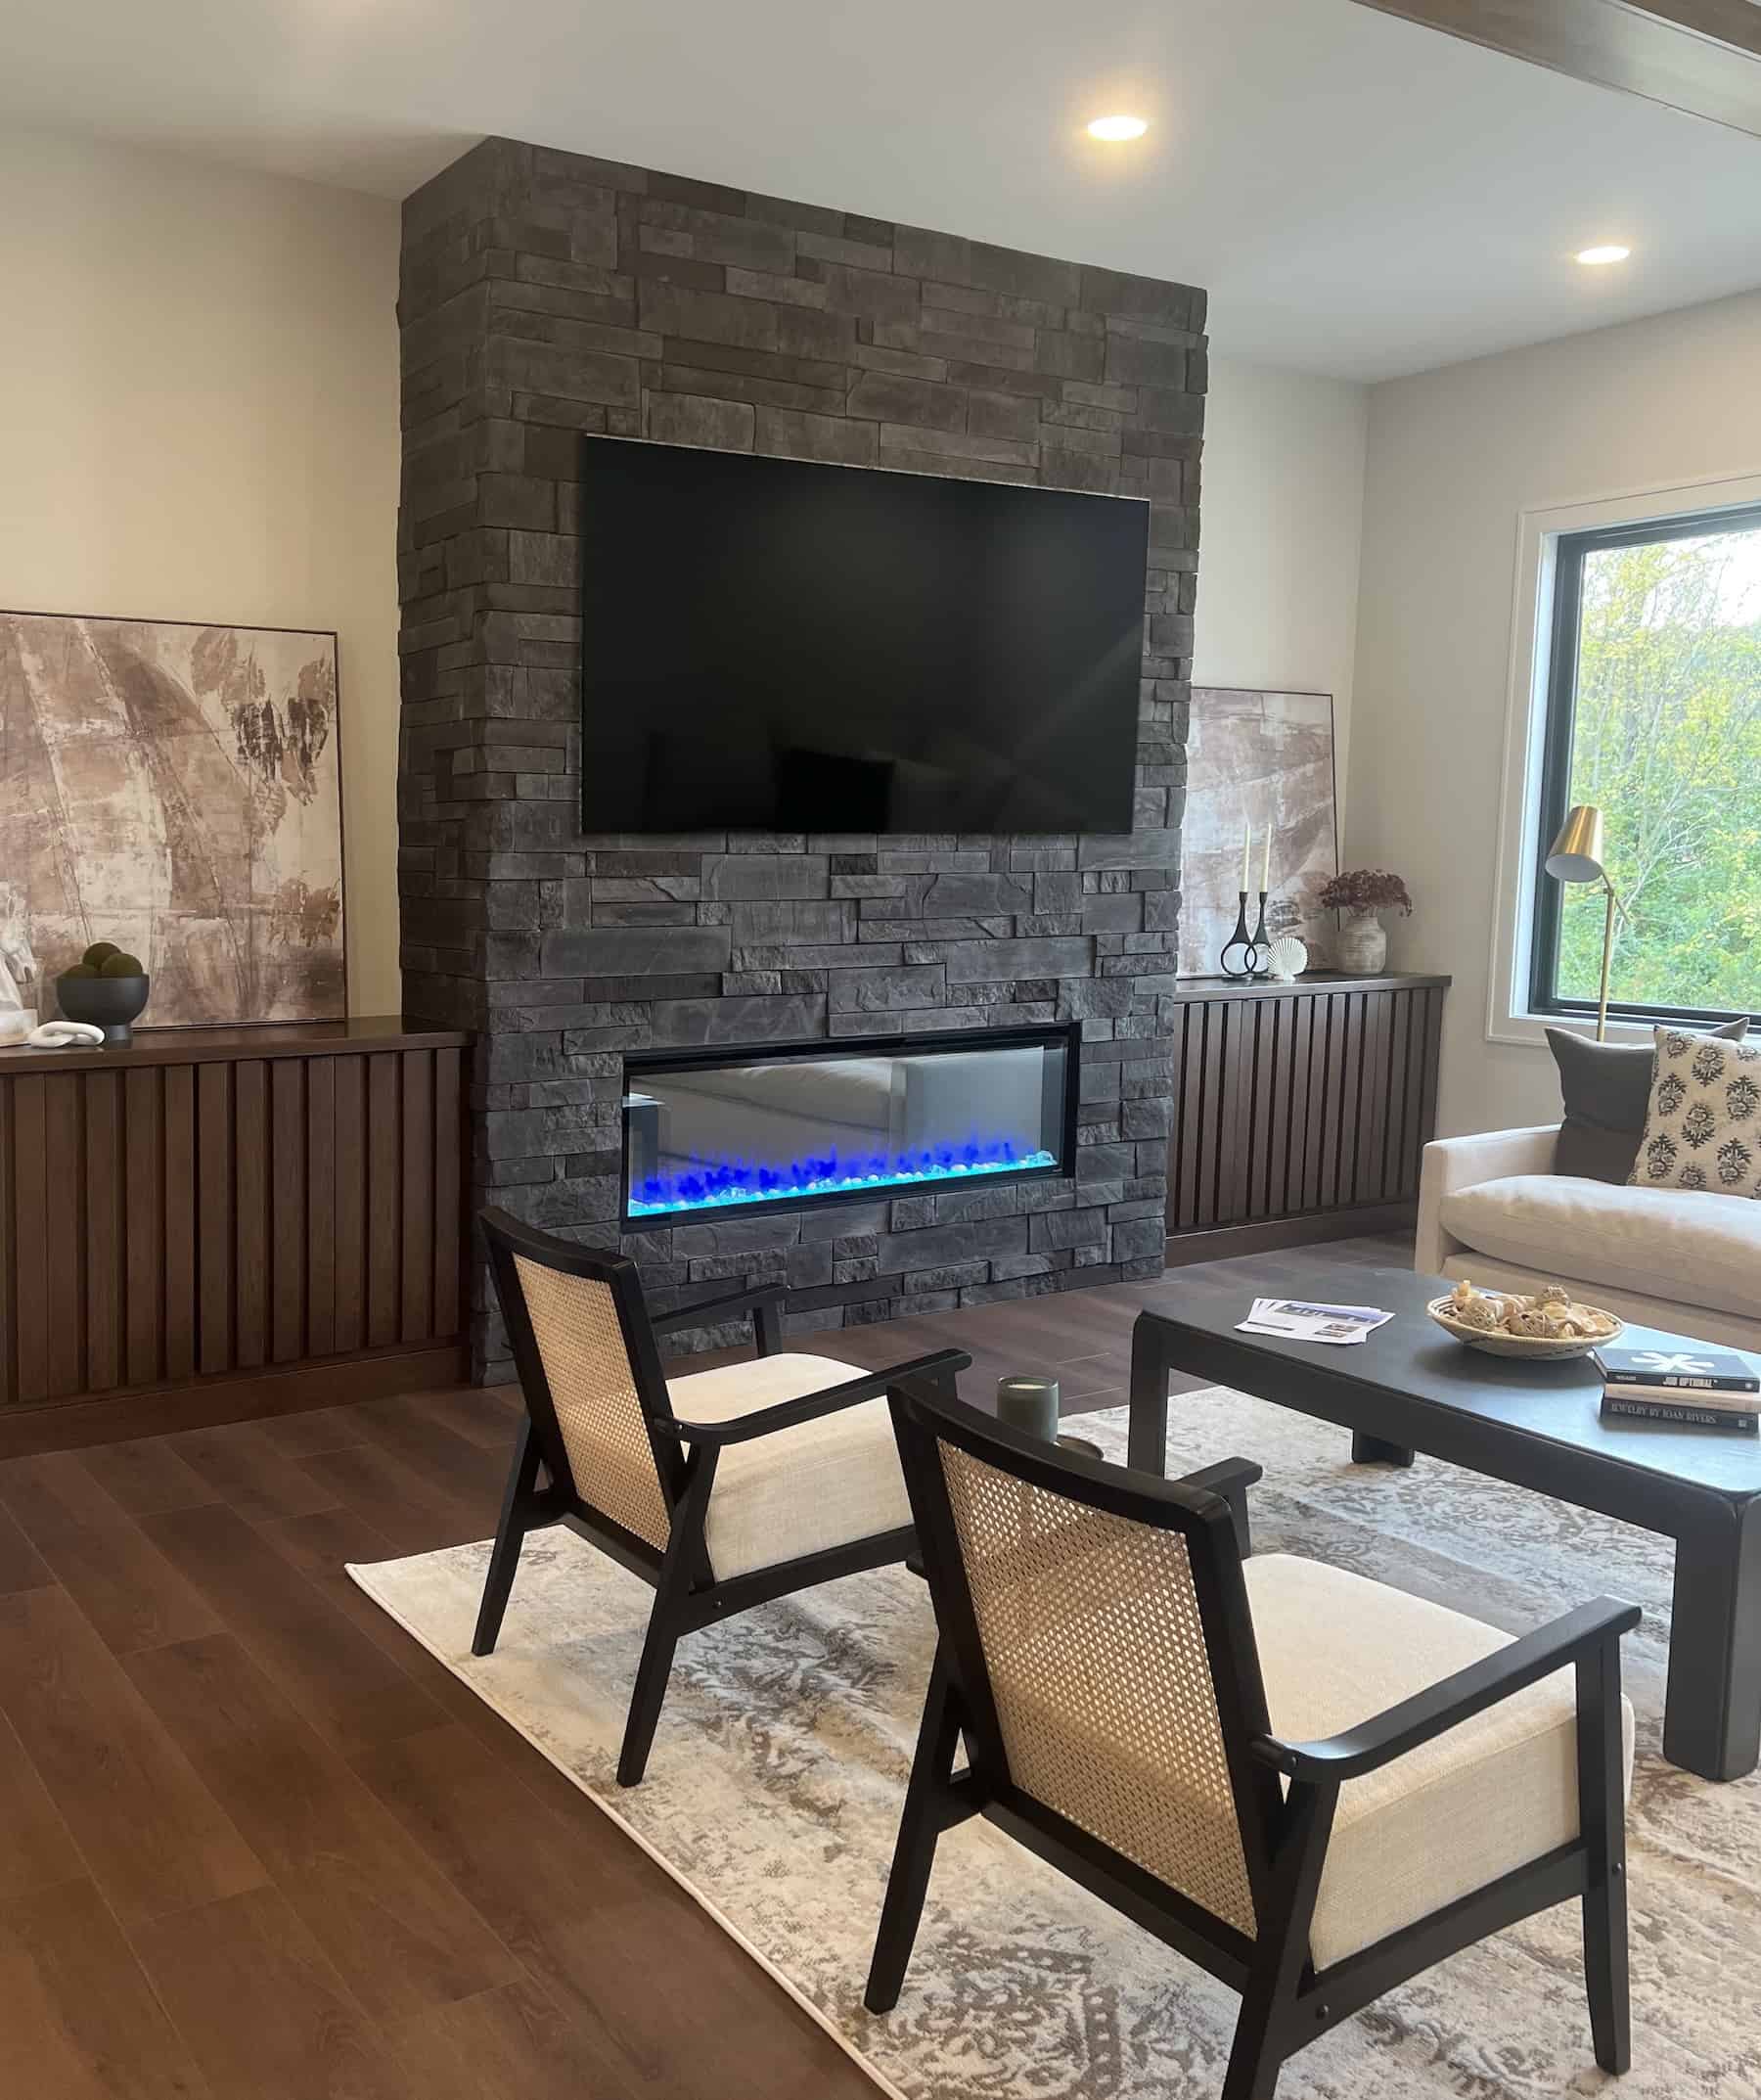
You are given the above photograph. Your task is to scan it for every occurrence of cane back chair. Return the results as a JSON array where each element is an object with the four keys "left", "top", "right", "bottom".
[
  {"left": 475, "top": 1209, "right": 968, "bottom": 1785},
  {"left": 869, "top": 1377, "right": 1639, "bottom": 2100}
]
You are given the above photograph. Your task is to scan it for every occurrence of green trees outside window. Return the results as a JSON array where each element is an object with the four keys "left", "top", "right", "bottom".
[{"left": 1537, "top": 510, "right": 1761, "bottom": 1023}]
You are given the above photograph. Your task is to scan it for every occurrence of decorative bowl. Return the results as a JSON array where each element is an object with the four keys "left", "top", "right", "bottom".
[
  {"left": 56, "top": 972, "right": 150, "bottom": 1045},
  {"left": 1426, "top": 1293, "right": 1623, "bottom": 1361}
]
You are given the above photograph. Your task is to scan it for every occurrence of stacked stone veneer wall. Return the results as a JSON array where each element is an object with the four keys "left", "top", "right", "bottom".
[{"left": 396, "top": 137, "right": 1205, "bottom": 1377}]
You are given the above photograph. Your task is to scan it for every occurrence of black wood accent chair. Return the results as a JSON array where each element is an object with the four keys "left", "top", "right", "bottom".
[
  {"left": 870, "top": 1378, "right": 1640, "bottom": 2100},
  {"left": 476, "top": 1210, "right": 970, "bottom": 1786}
]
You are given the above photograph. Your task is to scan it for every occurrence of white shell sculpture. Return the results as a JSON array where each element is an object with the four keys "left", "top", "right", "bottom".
[{"left": 1266, "top": 934, "right": 1307, "bottom": 982}]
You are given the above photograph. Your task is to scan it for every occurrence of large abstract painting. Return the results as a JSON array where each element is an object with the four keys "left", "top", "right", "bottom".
[
  {"left": 1180, "top": 687, "right": 1338, "bottom": 977},
  {"left": 0, "top": 612, "right": 345, "bottom": 1026}
]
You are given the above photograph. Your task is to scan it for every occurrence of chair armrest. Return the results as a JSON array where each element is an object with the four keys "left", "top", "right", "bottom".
[
  {"left": 1180, "top": 1457, "right": 1263, "bottom": 1499},
  {"left": 657, "top": 1347, "right": 972, "bottom": 1446},
  {"left": 1251, "top": 1595, "right": 1640, "bottom": 1785},
  {"left": 651, "top": 1283, "right": 786, "bottom": 1353},
  {"left": 1416, "top": 1123, "right": 1560, "bottom": 1272},
  {"left": 1178, "top": 1457, "right": 1262, "bottom": 1558}
]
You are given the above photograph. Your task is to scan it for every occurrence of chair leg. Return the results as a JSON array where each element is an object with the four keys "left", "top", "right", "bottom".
[
  {"left": 614, "top": 1448, "right": 721, "bottom": 1789},
  {"left": 473, "top": 1419, "right": 542, "bottom": 1657},
  {"left": 866, "top": 1648, "right": 961, "bottom": 2014},
  {"left": 1222, "top": 1782, "right": 1336, "bottom": 2100},
  {"left": 616, "top": 1591, "right": 684, "bottom": 1788},
  {"left": 1584, "top": 1869, "right": 1630, "bottom": 2075},
  {"left": 1220, "top": 2016, "right": 1287, "bottom": 2100},
  {"left": 1577, "top": 1636, "right": 1631, "bottom": 2074}
]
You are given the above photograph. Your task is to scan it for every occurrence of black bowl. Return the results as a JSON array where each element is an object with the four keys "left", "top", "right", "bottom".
[{"left": 56, "top": 972, "right": 150, "bottom": 1045}]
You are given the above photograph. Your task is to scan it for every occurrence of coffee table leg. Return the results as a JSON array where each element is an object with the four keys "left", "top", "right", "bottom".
[
  {"left": 1351, "top": 1432, "right": 1416, "bottom": 1468},
  {"left": 1128, "top": 1317, "right": 1170, "bottom": 1477},
  {"left": 1664, "top": 1502, "right": 1761, "bottom": 1783}
]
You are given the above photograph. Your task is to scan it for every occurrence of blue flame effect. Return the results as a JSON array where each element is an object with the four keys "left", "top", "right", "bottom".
[{"left": 628, "top": 1135, "right": 1057, "bottom": 1217}]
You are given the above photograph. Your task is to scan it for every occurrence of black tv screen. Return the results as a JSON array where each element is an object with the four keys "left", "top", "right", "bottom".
[{"left": 578, "top": 438, "right": 1148, "bottom": 835}]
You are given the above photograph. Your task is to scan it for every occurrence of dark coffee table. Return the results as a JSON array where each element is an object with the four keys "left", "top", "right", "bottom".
[{"left": 1127, "top": 1253, "right": 1761, "bottom": 1782}]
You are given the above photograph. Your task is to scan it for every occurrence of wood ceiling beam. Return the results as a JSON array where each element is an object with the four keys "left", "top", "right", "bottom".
[{"left": 1346, "top": 0, "right": 1761, "bottom": 140}]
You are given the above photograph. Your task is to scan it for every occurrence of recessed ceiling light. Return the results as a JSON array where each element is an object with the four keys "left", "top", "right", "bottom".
[
  {"left": 1087, "top": 114, "right": 1149, "bottom": 142},
  {"left": 1575, "top": 245, "right": 1631, "bottom": 266}
]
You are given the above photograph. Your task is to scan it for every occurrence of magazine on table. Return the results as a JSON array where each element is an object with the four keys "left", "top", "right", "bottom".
[{"left": 1236, "top": 1298, "right": 1394, "bottom": 1347}]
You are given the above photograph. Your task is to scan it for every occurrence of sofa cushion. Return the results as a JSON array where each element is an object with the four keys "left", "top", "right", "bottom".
[
  {"left": 1630, "top": 1026, "right": 1761, "bottom": 1199},
  {"left": 1244, "top": 1554, "right": 1633, "bottom": 1969},
  {"left": 1439, "top": 1173, "right": 1761, "bottom": 1321},
  {"left": 1549, "top": 1019, "right": 1746, "bottom": 1184}
]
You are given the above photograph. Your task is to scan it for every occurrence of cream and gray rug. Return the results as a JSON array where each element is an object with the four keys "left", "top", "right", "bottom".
[{"left": 349, "top": 1390, "right": 1761, "bottom": 2100}]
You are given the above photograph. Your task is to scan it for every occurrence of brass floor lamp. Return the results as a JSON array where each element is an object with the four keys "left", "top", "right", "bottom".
[{"left": 1545, "top": 804, "right": 1625, "bottom": 1041}]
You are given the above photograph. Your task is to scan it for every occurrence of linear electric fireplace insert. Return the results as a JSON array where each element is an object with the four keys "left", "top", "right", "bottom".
[{"left": 620, "top": 1023, "right": 1079, "bottom": 1230}]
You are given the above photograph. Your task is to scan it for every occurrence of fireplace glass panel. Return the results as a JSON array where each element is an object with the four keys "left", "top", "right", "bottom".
[{"left": 622, "top": 1028, "right": 1074, "bottom": 1224}]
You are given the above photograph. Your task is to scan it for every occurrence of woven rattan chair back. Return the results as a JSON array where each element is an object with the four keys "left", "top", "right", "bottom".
[
  {"left": 889, "top": 1379, "right": 1281, "bottom": 1942},
  {"left": 511, "top": 1254, "right": 673, "bottom": 1551},
  {"left": 481, "top": 1210, "right": 680, "bottom": 1555},
  {"left": 940, "top": 1439, "right": 1256, "bottom": 1932}
]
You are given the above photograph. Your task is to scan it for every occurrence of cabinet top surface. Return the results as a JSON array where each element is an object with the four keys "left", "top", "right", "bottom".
[
  {"left": 1168, "top": 971, "right": 1451, "bottom": 1001},
  {"left": 0, "top": 1016, "right": 470, "bottom": 1075}
]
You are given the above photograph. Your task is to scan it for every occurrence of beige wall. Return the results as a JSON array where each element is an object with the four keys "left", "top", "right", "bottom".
[
  {"left": 1193, "top": 354, "right": 1368, "bottom": 837},
  {"left": 0, "top": 126, "right": 403, "bottom": 1016},
  {"left": 0, "top": 130, "right": 1401, "bottom": 1038},
  {"left": 1348, "top": 289, "right": 1761, "bottom": 1136}
]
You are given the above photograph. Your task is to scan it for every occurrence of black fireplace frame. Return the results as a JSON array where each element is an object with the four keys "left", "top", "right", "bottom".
[{"left": 619, "top": 1021, "right": 1082, "bottom": 1233}]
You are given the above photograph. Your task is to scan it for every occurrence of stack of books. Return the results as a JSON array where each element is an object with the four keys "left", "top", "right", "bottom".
[{"left": 1596, "top": 1345, "right": 1759, "bottom": 1432}]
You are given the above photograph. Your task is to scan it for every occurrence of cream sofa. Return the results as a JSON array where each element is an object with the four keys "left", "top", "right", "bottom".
[{"left": 1417, "top": 1123, "right": 1761, "bottom": 1353}]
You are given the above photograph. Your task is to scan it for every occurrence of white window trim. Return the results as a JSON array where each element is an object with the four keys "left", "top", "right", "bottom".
[{"left": 1487, "top": 467, "right": 1761, "bottom": 1052}]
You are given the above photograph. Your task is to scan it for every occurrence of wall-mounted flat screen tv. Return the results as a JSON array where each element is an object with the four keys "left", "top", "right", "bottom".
[{"left": 578, "top": 437, "right": 1148, "bottom": 835}]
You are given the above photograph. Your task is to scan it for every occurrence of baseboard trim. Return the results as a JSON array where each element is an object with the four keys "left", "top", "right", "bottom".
[
  {"left": 1163, "top": 1205, "right": 1417, "bottom": 1267},
  {"left": 0, "top": 1344, "right": 470, "bottom": 1457}
]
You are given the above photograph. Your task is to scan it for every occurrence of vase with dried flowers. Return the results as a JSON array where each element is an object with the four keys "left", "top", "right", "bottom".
[{"left": 1318, "top": 868, "right": 1413, "bottom": 976}]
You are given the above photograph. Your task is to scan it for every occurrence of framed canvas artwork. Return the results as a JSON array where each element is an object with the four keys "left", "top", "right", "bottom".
[
  {"left": 1180, "top": 687, "right": 1339, "bottom": 978},
  {"left": 0, "top": 611, "right": 346, "bottom": 1026}
]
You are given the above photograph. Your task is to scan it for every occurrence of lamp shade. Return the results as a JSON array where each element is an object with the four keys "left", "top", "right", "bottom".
[{"left": 1546, "top": 804, "right": 1606, "bottom": 884}]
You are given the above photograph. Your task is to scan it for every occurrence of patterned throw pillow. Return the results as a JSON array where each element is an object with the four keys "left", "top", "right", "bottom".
[{"left": 1629, "top": 1026, "right": 1761, "bottom": 1198}]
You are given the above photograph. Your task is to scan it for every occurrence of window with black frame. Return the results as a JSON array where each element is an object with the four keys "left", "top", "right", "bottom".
[{"left": 1530, "top": 503, "right": 1761, "bottom": 1028}]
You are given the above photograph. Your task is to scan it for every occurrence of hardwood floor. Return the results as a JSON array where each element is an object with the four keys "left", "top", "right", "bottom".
[{"left": 0, "top": 1237, "right": 1406, "bottom": 2098}]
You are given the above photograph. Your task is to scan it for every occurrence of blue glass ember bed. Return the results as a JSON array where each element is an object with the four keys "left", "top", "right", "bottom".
[{"left": 620, "top": 1024, "right": 1079, "bottom": 1229}]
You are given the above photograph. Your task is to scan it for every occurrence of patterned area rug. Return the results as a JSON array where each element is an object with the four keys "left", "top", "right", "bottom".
[{"left": 348, "top": 1390, "right": 1761, "bottom": 2100}]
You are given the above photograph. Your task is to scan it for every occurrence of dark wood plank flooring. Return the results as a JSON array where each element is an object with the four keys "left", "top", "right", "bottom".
[{"left": 0, "top": 1238, "right": 1404, "bottom": 2098}]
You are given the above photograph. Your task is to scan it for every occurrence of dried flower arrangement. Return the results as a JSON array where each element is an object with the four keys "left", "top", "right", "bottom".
[{"left": 1318, "top": 868, "right": 1413, "bottom": 916}]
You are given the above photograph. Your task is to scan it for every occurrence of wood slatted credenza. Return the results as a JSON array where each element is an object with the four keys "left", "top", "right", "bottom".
[
  {"left": 0, "top": 1019, "right": 471, "bottom": 1454},
  {"left": 1163, "top": 973, "right": 1449, "bottom": 1259}
]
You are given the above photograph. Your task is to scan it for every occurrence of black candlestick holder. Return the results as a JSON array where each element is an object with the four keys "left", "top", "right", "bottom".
[
  {"left": 1248, "top": 890, "right": 1270, "bottom": 976},
  {"left": 1219, "top": 890, "right": 1271, "bottom": 980}
]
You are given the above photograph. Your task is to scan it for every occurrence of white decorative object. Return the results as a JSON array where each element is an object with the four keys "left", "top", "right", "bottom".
[
  {"left": 1266, "top": 934, "right": 1307, "bottom": 982},
  {"left": 23, "top": 1021, "right": 105, "bottom": 1049}
]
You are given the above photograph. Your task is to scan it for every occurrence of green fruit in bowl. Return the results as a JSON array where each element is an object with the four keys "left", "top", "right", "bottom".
[
  {"left": 82, "top": 940, "right": 119, "bottom": 966},
  {"left": 100, "top": 952, "right": 145, "bottom": 978},
  {"left": 61, "top": 962, "right": 99, "bottom": 980}
]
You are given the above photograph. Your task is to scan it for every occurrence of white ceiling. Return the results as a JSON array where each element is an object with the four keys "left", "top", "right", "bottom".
[{"left": 5, "top": 0, "right": 1759, "bottom": 380}]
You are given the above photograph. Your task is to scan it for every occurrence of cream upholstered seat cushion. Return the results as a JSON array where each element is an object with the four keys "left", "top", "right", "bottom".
[
  {"left": 1439, "top": 1172, "right": 1761, "bottom": 1322},
  {"left": 666, "top": 1353, "right": 912, "bottom": 1580},
  {"left": 1244, "top": 1554, "right": 1634, "bottom": 1970}
]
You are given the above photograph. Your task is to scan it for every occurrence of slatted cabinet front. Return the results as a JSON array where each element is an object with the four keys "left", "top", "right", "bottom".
[
  {"left": 0, "top": 1042, "right": 465, "bottom": 1410},
  {"left": 1165, "top": 979, "right": 1446, "bottom": 1236}
]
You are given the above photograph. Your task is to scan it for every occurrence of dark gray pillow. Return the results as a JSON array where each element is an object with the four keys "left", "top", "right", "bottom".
[{"left": 1548, "top": 1020, "right": 1749, "bottom": 1183}]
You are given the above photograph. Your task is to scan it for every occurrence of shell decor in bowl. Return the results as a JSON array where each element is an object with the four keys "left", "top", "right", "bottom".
[
  {"left": 1426, "top": 1280, "right": 1623, "bottom": 1361},
  {"left": 1266, "top": 934, "right": 1307, "bottom": 982}
]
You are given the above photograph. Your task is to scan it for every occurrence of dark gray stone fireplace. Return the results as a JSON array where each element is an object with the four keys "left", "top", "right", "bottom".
[{"left": 394, "top": 137, "right": 1204, "bottom": 1378}]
